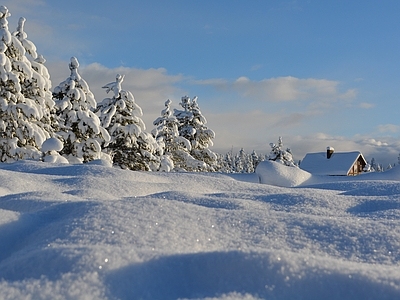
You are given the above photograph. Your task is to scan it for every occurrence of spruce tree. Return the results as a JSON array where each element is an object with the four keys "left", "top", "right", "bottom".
[
  {"left": 268, "top": 136, "right": 296, "bottom": 167},
  {"left": 12, "top": 16, "right": 57, "bottom": 138},
  {"left": 152, "top": 98, "right": 199, "bottom": 171},
  {"left": 233, "top": 148, "right": 245, "bottom": 173},
  {"left": 96, "top": 74, "right": 161, "bottom": 170},
  {"left": 173, "top": 96, "right": 217, "bottom": 171},
  {"left": 152, "top": 99, "right": 177, "bottom": 154},
  {"left": 370, "top": 158, "right": 378, "bottom": 172},
  {"left": 0, "top": 7, "right": 55, "bottom": 161},
  {"left": 251, "top": 150, "right": 262, "bottom": 170},
  {"left": 53, "top": 57, "right": 110, "bottom": 163}
]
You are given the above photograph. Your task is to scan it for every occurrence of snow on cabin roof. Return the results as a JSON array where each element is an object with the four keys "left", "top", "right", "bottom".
[{"left": 300, "top": 151, "right": 366, "bottom": 176}]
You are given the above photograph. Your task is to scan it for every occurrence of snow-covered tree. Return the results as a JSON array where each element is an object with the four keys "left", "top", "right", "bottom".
[
  {"left": 251, "top": 150, "right": 263, "bottom": 171},
  {"left": 217, "top": 151, "right": 235, "bottom": 173},
  {"left": 53, "top": 57, "right": 110, "bottom": 163},
  {"left": 12, "top": 16, "right": 58, "bottom": 144},
  {"left": 363, "top": 163, "right": 373, "bottom": 172},
  {"left": 173, "top": 96, "right": 217, "bottom": 171},
  {"left": 370, "top": 158, "right": 376, "bottom": 172},
  {"left": 234, "top": 148, "right": 260, "bottom": 173},
  {"left": 0, "top": 7, "right": 55, "bottom": 162},
  {"left": 215, "top": 148, "right": 266, "bottom": 173},
  {"left": 96, "top": 74, "right": 161, "bottom": 171},
  {"left": 152, "top": 99, "right": 200, "bottom": 171},
  {"left": 268, "top": 136, "right": 296, "bottom": 167},
  {"left": 152, "top": 99, "right": 178, "bottom": 154},
  {"left": 234, "top": 148, "right": 247, "bottom": 173}
]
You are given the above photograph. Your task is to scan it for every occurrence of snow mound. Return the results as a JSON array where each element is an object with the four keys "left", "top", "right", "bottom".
[
  {"left": 0, "top": 209, "right": 19, "bottom": 226},
  {"left": 87, "top": 158, "right": 113, "bottom": 167},
  {"left": 41, "top": 137, "right": 63, "bottom": 152},
  {"left": 368, "top": 165, "right": 400, "bottom": 180},
  {"left": 256, "top": 160, "right": 312, "bottom": 187}
]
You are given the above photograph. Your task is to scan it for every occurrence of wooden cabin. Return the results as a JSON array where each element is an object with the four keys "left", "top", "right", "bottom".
[{"left": 300, "top": 147, "right": 367, "bottom": 176}]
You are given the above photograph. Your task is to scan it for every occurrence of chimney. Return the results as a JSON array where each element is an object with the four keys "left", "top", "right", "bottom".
[{"left": 327, "top": 146, "right": 334, "bottom": 159}]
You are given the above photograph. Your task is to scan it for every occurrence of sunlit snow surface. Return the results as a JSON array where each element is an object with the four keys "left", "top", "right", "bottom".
[{"left": 0, "top": 160, "right": 400, "bottom": 299}]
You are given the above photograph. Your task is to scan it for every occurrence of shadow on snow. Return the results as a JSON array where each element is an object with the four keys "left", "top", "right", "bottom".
[
  {"left": 105, "top": 251, "right": 400, "bottom": 300},
  {"left": 0, "top": 199, "right": 97, "bottom": 281}
]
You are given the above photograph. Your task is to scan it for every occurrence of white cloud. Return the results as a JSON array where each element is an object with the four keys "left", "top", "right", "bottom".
[
  {"left": 206, "top": 109, "right": 319, "bottom": 154},
  {"left": 236, "top": 76, "right": 356, "bottom": 102},
  {"left": 194, "top": 75, "right": 357, "bottom": 103},
  {"left": 359, "top": 138, "right": 389, "bottom": 147},
  {"left": 376, "top": 124, "right": 400, "bottom": 133},
  {"left": 250, "top": 64, "right": 262, "bottom": 71},
  {"left": 191, "top": 78, "right": 228, "bottom": 86},
  {"left": 1, "top": 0, "right": 45, "bottom": 15},
  {"left": 359, "top": 102, "right": 374, "bottom": 109},
  {"left": 0, "top": 2, "right": 80, "bottom": 61},
  {"left": 338, "top": 88, "right": 357, "bottom": 100}
]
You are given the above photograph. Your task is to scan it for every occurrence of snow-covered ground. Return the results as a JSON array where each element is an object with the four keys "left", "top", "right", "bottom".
[{"left": 0, "top": 160, "right": 400, "bottom": 300}]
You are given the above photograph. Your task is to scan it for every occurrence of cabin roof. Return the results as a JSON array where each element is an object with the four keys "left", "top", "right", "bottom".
[{"left": 300, "top": 151, "right": 367, "bottom": 176}]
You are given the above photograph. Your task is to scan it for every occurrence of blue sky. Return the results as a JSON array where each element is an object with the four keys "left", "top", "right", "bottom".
[{"left": 3, "top": 0, "right": 400, "bottom": 165}]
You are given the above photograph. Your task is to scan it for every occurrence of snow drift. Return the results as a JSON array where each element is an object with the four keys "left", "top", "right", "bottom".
[
  {"left": 0, "top": 160, "right": 400, "bottom": 299},
  {"left": 256, "top": 160, "right": 312, "bottom": 187}
]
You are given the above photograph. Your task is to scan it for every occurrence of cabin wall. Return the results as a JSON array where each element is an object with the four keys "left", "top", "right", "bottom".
[{"left": 347, "top": 157, "right": 366, "bottom": 176}]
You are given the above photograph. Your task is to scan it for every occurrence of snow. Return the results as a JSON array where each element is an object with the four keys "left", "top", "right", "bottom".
[
  {"left": 102, "top": 74, "right": 125, "bottom": 98},
  {"left": 256, "top": 160, "right": 312, "bottom": 187},
  {"left": 42, "top": 137, "right": 63, "bottom": 153},
  {"left": 0, "top": 160, "right": 400, "bottom": 299}
]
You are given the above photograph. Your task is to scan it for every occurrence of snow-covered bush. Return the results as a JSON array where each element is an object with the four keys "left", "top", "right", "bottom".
[
  {"left": 95, "top": 75, "right": 161, "bottom": 171},
  {"left": 42, "top": 137, "right": 68, "bottom": 163},
  {"left": 53, "top": 57, "right": 110, "bottom": 163}
]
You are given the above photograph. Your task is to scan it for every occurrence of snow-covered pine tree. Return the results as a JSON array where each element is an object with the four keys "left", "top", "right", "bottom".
[
  {"left": 0, "top": 7, "right": 55, "bottom": 161},
  {"left": 53, "top": 57, "right": 110, "bottom": 163},
  {"left": 188, "top": 96, "right": 218, "bottom": 170},
  {"left": 152, "top": 99, "right": 178, "bottom": 154},
  {"left": 152, "top": 98, "right": 199, "bottom": 171},
  {"left": 173, "top": 96, "right": 217, "bottom": 171},
  {"left": 370, "top": 158, "right": 378, "bottom": 172},
  {"left": 246, "top": 151, "right": 255, "bottom": 173},
  {"left": 268, "top": 136, "right": 296, "bottom": 167},
  {"left": 234, "top": 148, "right": 246, "bottom": 173},
  {"left": 251, "top": 150, "right": 263, "bottom": 170},
  {"left": 96, "top": 74, "right": 161, "bottom": 171},
  {"left": 12, "top": 16, "right": 59, "bottom": 151},
  {"left": 217, "top": 151, "right": 235, "bottom": 173},
  {"left": 363, "top": 162, "right": 372, "bottom": 172},
  {"left": 224, "top": 151, "right": 235, "bottom": 173}
]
